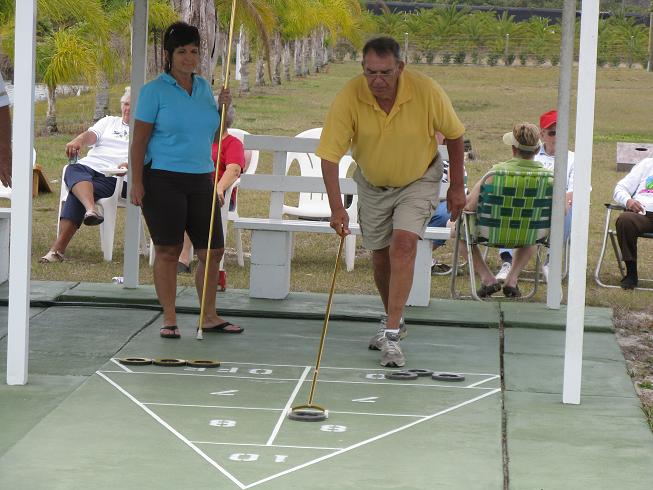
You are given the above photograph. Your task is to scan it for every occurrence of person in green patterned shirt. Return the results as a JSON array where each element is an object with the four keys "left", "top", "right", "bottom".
[{"left": 463, "top": 122, "right": 550, "bottom": 298}]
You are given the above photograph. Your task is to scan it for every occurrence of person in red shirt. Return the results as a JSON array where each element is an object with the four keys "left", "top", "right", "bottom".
[
  {"left": 177, "top": 105, "right": 246, "bottom": 273},
  {"left": 211, "top": 105, "right": 246, "bottom": 211}
]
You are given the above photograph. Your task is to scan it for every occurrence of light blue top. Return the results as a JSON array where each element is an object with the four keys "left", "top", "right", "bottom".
[{"left": 135, "top": 72, "right": 219, "bottom": 173}]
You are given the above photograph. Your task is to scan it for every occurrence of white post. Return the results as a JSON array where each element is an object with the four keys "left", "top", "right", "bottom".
[
  {"left": 6, "top": 0, "right": 37, "bottom": 385},
  {"left": 546, "top": 0, "right": 575, "bottom": 308},
  {"left": 235, "top": 26, "right": 242, "bottom": 81},
  {"left": 563, "top": 0, "right": 600, "bottom": 405},
  {"left": 123, "top": 0, "right": 149, "bottom": 288}
]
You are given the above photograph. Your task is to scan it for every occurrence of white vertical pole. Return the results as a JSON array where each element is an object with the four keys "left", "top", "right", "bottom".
[
  {"left": 563, "top": 0, "right": 599, "bottom": 405},
  {"left": 123, "top": 0, "right": 149, "bottom": 288},
  {"left": 547, "top": 0, "right": 576, "bottom": 309},
  {"left": 6, "top": 0, "right": 37, "bottom": 385},
  {"left": 235, "top": 26, "right": 242, "bottom": 81}
]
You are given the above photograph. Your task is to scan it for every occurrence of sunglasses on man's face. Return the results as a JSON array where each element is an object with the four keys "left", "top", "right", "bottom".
[{"left": 545, "top": 130, "right": 556, "bottom": 136}]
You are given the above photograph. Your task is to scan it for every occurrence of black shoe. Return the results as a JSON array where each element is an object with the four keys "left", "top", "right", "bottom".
[
  {"left": 620, "top": 274, "right": 638, "bottom": 290},
  {"left": 477, "top": 282, "right": 501, "bottom": 298},
  {"left": 177, "top": 261, "right": 191, "bottom": 274},
  {"left": 502, "top": 285, "right": 522, "bottom": 298}
]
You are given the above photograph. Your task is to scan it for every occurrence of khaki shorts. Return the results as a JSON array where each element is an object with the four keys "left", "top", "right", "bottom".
[{"left": 354, "top": 156, "right": 443, "bottom": 250}]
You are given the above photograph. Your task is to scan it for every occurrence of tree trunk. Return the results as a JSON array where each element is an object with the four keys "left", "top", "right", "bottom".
[
  {"left": 239, "top": 29, "right": 250, "bottom": 95},
  {"left": 294, "top": 40, "right": 303, "bottom": 77},
  {"left": 302, "top": 37, "right": 311, "bottom": 76},
  {"left": 255, "top": 55, "right": 266, "bottom": 86},
  {"left": 174, "top": 0, "right": 219, "bottom": 84},
  {"left": 272, "top": 32, "right": 282, "bottom": 85},
  {"left": 283, "top": 42, "right": 291, "bottom": 81},
  {"left": 93, "top": 72, "right": 110, "bottom": 123},
  {"left": 46, "top": 85, "right": 58, "bottom": 134},
  {"left": 313, "top": 30, "right": 323, "bottom": 73}
]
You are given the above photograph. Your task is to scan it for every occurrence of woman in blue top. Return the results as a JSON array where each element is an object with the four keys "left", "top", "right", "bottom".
[{"left": 131, "top": 22, "right": 242, "bottom": 338}]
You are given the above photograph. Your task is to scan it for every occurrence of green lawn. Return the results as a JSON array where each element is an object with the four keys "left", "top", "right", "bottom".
[{"left": 11, "top": 61, "right": 653, "bottom": 309}]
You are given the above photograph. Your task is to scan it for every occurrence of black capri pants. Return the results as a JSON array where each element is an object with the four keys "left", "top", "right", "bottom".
[{"left": 141, "top": 166, "right": 224, "bottom": 249}]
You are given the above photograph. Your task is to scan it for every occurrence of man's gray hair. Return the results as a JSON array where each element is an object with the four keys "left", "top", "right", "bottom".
[{"left": 120, "top": 86, "right": 131, "bottom": 103}]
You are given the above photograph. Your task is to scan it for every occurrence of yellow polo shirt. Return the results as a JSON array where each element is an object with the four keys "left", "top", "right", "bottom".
[{"left": 316, "top": 69, "right": 465, "bottom": 187}]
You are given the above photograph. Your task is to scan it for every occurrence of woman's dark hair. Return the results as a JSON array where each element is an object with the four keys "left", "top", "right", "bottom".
[
  {"left": 362, "top": 36, "right": 401, "bottom": 62},
  {"left": 163, "top": 22, "right": 201, "bottom": 73}
]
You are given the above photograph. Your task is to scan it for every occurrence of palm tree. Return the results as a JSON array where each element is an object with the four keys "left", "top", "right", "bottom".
[
  {"left": 216, "top": 0, "right": 275, "bottom": 92},
  {"left": 1, "top": 0, "right": 110, "bottom": 133},
  {"left": 525, "top": 16, "right": 558, "bottom": 64},
  {"left": 459, "top": 11, "right": 495, "bottom": 63},
  {"left": 99, "top": 0, "right": 177, "bottom": 122}
]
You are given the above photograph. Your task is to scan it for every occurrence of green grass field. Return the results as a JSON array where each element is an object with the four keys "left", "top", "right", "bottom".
[{"left": 10, "top": 61, "right": 653, "bottom": 310}]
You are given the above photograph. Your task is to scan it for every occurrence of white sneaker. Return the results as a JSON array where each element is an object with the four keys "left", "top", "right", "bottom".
[
  {"left": 379, "top": 333, "right": 406, "bottom": 368},
  {"left": 495, "top": 262, "right": 511, "bottom": 282},
  {"left": 542, "top": 264, "right": 549, "bottom": 284},
  {"left": 368, "top": 316, "right": 407, "bottom": 351}
]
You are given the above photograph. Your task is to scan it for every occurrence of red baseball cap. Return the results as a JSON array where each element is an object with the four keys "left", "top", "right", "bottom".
[{"left": 539, "top": 110, "right": 557, "bottom": 129}]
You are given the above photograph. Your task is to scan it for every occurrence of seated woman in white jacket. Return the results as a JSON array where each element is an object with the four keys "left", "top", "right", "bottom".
[{"left": 613, "top": 157, "right": 653, "bottom": 289}]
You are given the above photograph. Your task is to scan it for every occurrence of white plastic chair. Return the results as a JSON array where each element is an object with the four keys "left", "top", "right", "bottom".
[
  {"left": 0, "top": 149, "right": 37, "bottom": 200},
  {"left": 224, "top": 128, "right": 259, "bottom": 267},
  {"left": 282, "top": 127, "right": 358, "bottom": 271},
  {"left": 58, "top": 164, "right": 146, "bottom": 261}
]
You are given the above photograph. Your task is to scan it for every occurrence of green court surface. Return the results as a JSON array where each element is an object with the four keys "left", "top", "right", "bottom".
[{"left": 1, "top": 282, "right": 652, "bottom": 489}]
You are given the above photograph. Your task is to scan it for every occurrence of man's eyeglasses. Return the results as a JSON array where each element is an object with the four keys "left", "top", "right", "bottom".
[
  {"left": 363, "top": 70, "right": 396, "bottom": 80},
  {"left": 545, "top": 130, "right": 556, "bottom": 136}
]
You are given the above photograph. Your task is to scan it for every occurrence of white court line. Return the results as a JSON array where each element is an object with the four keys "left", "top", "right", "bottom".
[
  {"left": 328, "top": 410, "right": 426, "bottom": 418},
  {"left": 145, "top": 403, "right": 283, "bottom": 412},
  {"left": 192, "top": 441, "right": 343, "bottom": 451},
  {"left": 218, "top": 361, "right": 498, "bottom": 377},
  {"left": 466, "top": 375, "right": 500, "bottom": 388},
  {"left": 313, "top": 379, "right": 497, "bottom": 390},
  {"left": 96, "top": 372, "right": 246, "bottom": 490},
  {"left": 110, "top": 358, "right": 133, "bottom": 373},
  {"left": 98, "top": 370, "right": 496, "bottom": 390},
  {"left": 143, "top": 403, "right": 434, "bottom": 419},
  {"left": 100, "top": 370, "right": 302, "bottom": 382},
  {"left": 244, "top": 388, "right": 501, "bottom": 489},
  {"left": 266, "top": 365, "right": 312, "bottom": 446}
]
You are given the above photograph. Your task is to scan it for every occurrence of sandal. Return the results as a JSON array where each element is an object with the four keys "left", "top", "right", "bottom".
[
  {"left": 177, "top": 261, "right": 191, "bottom": 274},
  {"left": 160, "top": 326, "right": 180, "bottom": 338},
  {"left": 477, "top": 282, "right": 501, "bottom": 298},
  {"left": 502, "top": 285, "right": 522, "bottom": 298},
  {"left": 39, "top": 250, "right": 64, "bottom": 263},
  {"left": 202, "top": 321, "right": 244, "bottom": 334},
  {"left": 83, "top": 207, "right": 104, "bottom": 226}
]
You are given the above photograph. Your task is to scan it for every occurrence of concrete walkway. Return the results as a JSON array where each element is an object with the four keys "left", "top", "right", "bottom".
[{"left": 0, "top": 281, "right": 651, "bottom": 489}]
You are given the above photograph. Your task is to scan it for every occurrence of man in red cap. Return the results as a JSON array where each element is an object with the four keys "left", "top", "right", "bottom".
[{"left": 495, "top": 109, "right": 575, "bottom": 283}]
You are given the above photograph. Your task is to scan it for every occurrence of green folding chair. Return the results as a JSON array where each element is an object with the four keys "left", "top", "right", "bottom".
[{"left": 451, "top": 168, "right": 554, "bottom": 301}]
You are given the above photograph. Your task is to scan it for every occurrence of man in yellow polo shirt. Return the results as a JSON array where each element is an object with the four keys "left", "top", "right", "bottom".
[{"left": 317, "top": 36, "right": 466, "bottom": 367}]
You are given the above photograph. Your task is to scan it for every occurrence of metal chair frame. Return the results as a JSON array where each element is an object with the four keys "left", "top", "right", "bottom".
[{"left": 594, "top": 203, "right": 653, "bottom": 291}]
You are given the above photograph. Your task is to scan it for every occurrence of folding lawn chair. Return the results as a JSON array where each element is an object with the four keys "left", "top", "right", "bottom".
[
  {"left": 594, "top": 203, "right": 653, "bottom": 291},
  {"left": 451, "top": 168, "right": 554, "bottom": 301}
]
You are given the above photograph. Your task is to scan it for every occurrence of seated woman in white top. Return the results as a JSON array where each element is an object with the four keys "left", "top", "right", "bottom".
[{"left": 40, "top": 87, "right": 131, "bottom": 263}]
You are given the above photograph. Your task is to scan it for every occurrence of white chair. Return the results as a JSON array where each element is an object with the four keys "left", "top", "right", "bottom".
[
  {"left": 0, "top": 149, "right": 37, "bottom": 200},
  {"left": 282, "top": 127, "right": 358, "bottom": 271},
  {"left": 224, "top": 128, "right": 259, "bottom": 268},
  {"left": 58, "top": 164, "right": 145, "bottom": 261}
]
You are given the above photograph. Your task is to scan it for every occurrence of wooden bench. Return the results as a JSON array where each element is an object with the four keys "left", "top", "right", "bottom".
[
  {"left": 233, "top": 135, "right": 451, "bottom": 306},
  {"left": 0, "top": 207, "right": 10, "bottom": 283}
]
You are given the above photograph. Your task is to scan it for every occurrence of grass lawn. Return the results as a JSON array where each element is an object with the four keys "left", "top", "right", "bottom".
[{"left": 9, "top": 61, "right": 653, "bottom": 310}]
